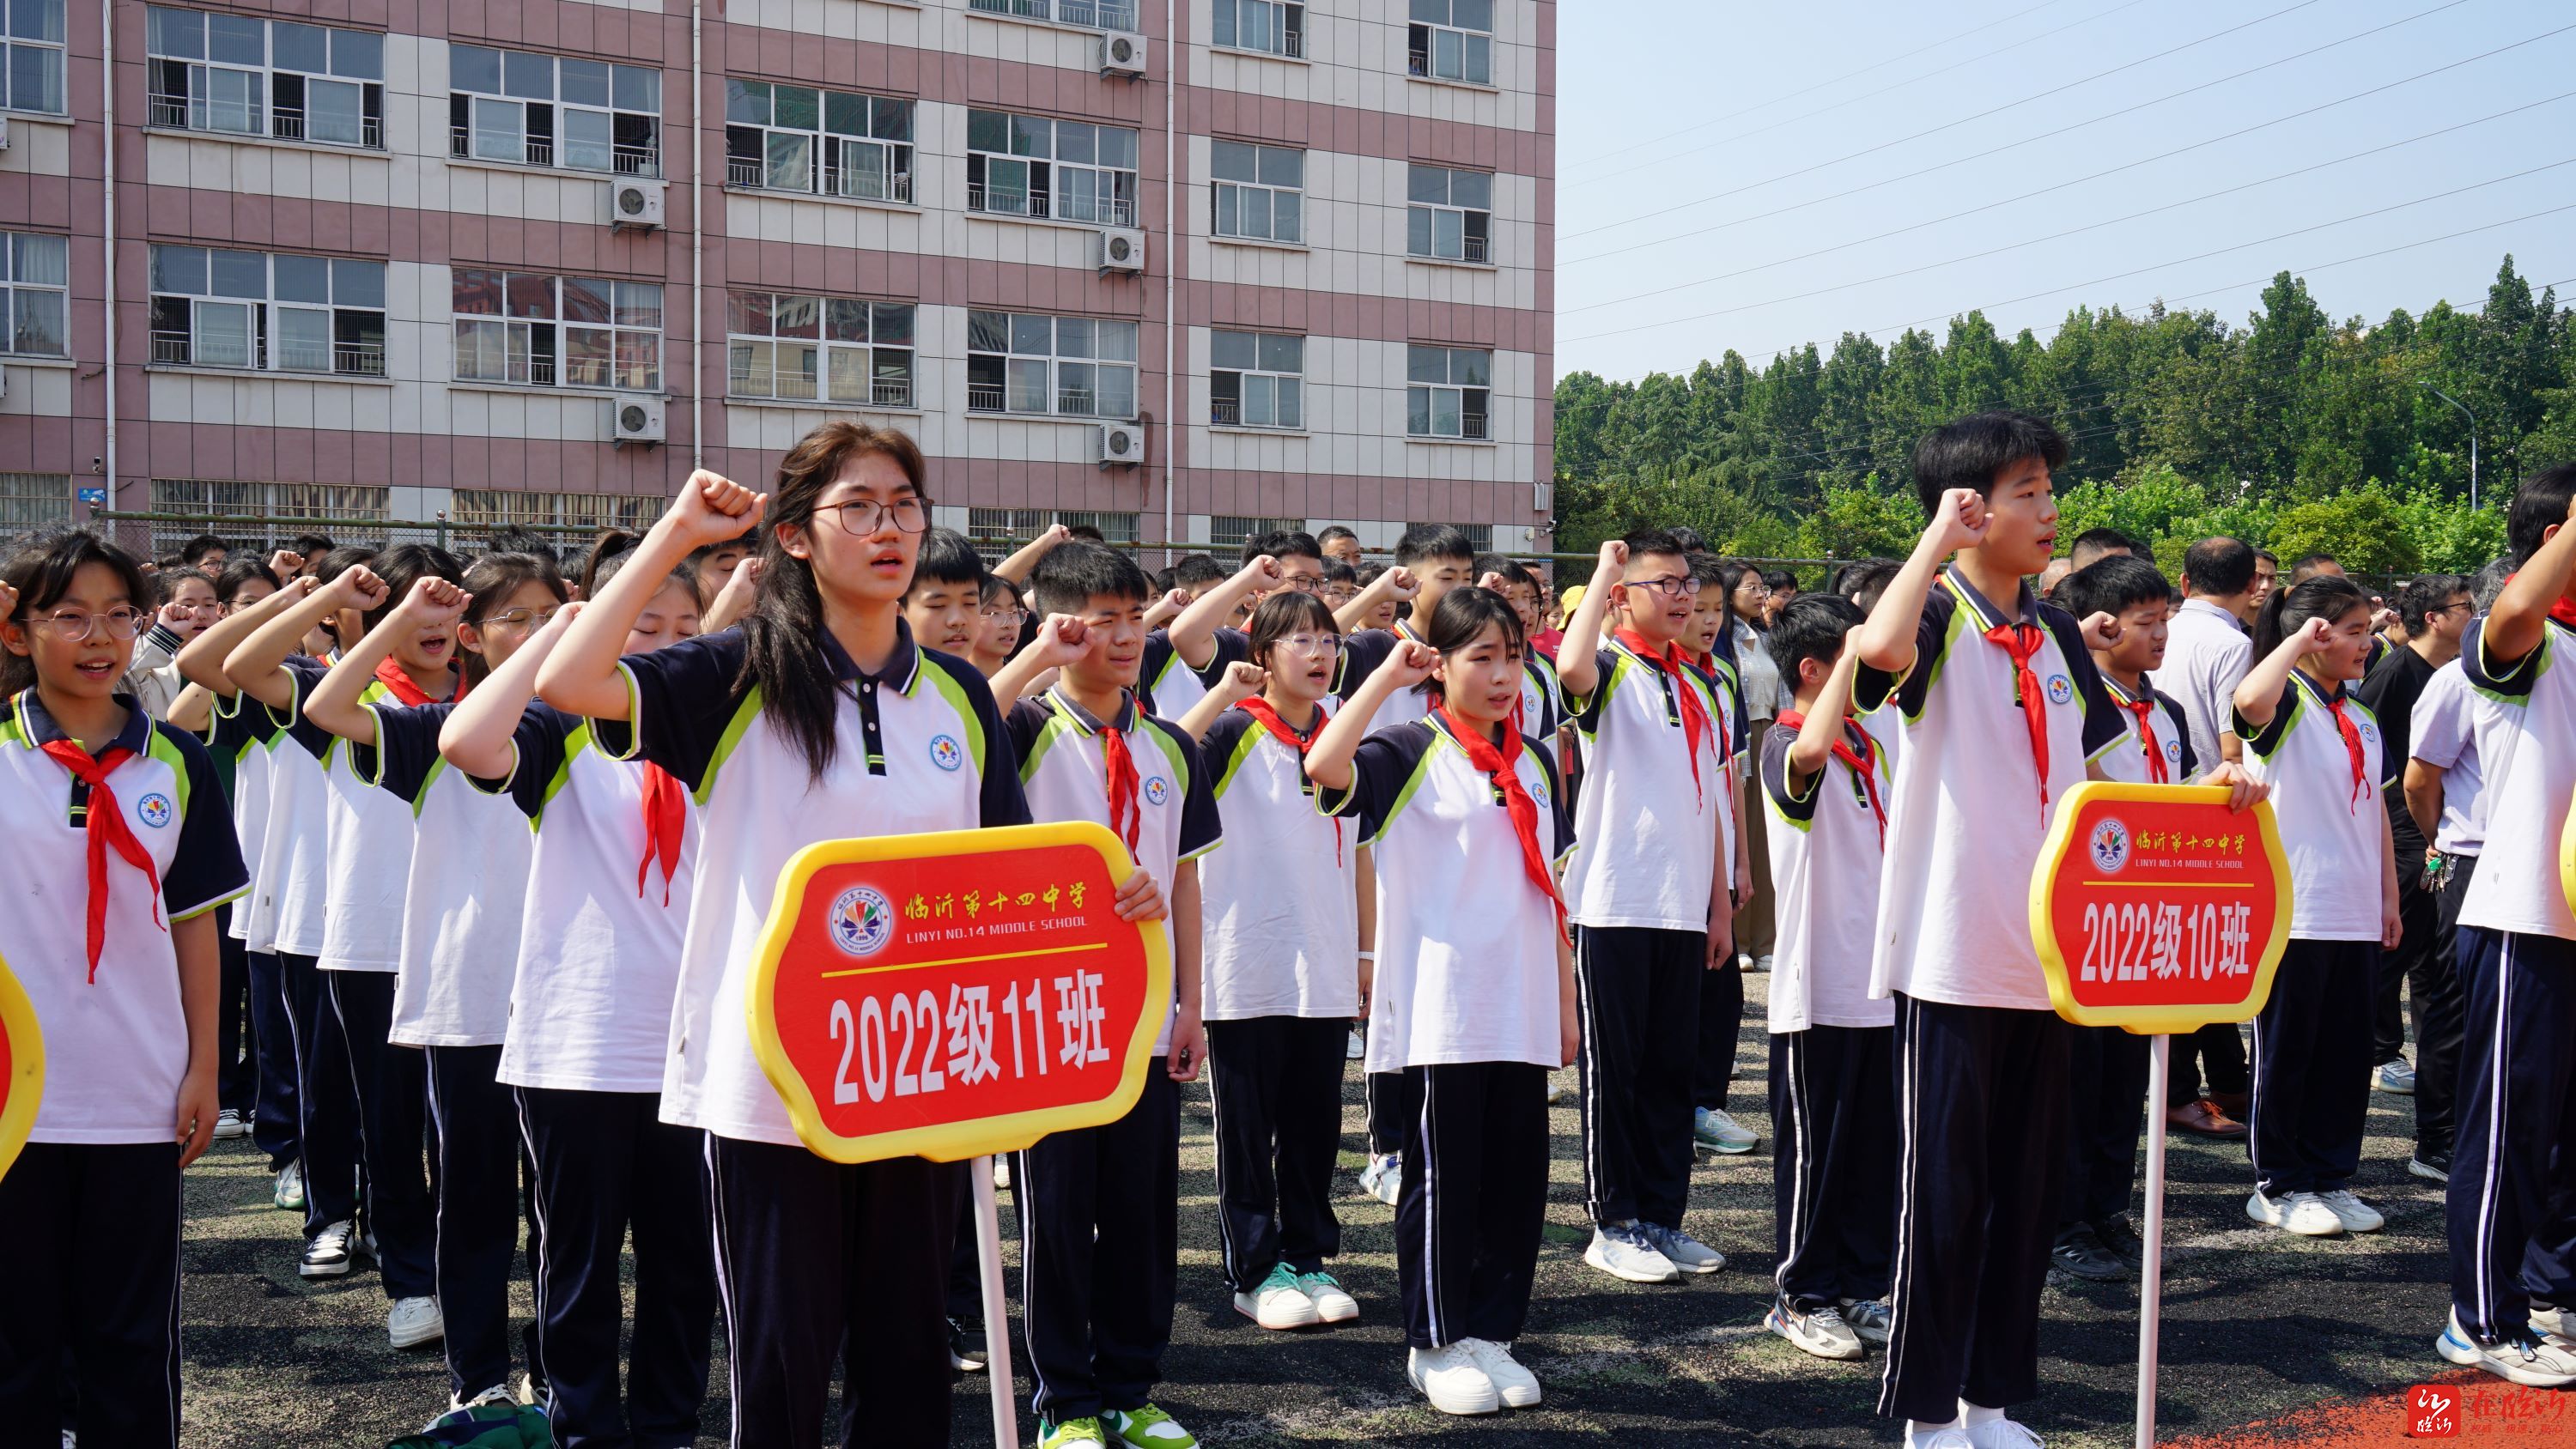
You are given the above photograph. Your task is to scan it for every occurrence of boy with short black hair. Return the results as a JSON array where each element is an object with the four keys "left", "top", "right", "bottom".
[
  {"left": 902, "top": 525, "right": 988, "bottom": 661},
  {"left": 1316, "top": 524, "right": 1362, "bottom": 567},
  {"left": 1005, "top": 543, "right": 1224, "bottom": 1449},
  {"left": 1331, "top": 525, "right": 1477, "bottom": 737},
  {"left": 1151, "top": 532, "right": 1327, "bottom": 716},
  {"left": 1170, "top": 552, "right": 1229, "bottom": 603}
]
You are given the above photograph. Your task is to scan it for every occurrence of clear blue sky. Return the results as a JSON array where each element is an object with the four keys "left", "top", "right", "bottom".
[{"left": 1554, "top": 0, "right": 2576, "bottom": 382}]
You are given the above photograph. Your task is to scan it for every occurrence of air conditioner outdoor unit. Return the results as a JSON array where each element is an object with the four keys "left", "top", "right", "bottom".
[
  {"left": 608, "top": 178, "right": 666, "bottom": 230},
  {"left": 1097, "top": 421, "right": 1144, "bottom": 468},
  {"left": 1098, "top": 30, "right": 1148, "bottom": 77},
  {"left": 613, "top": 397, "right": 665, "bottom": 446},
  {"left": 1097, "top": 227, "right": 1146, "bottom": 275}
]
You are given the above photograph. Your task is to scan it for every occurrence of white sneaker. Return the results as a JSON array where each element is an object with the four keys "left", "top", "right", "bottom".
[
  {"left": 2245, "top": 1189, "right": 2342, "bottom": 1236},
  {"left": 1766, "top": 1299, "right": 1864, "bottom": 1361},
  {"left": 213, "top": 1107, "right": 248, "bottom": 1139},
  {"left": 1358, "top": 1154, "right": 1402, "bottom": 1207},
  {"left": 1751, "top": 955, "right": 1775, "bottom": 973},
  {"left": 272, "top": 1160, "right": 305, "bottom": 1212},
  {"left": 1583, "top": 1223, "right": 1680, "bottom": 1283},
  {"left": 2316, "top": 1189, "right": 2385, "bottom": 1233},
  {"left": 993, "top": 1155, "right": 1011, "bottom": 1191},
  {"left": 1346, "top": 1027, "right": 1365, "bottom": 1061},
  {"left": 387, "top": 1296, "right": 445, "bottom": 1349},
  {"left": 449, "top": 1384, "right": 515, "bottom": 1413},
  {"left": 300, "top": 1219, "right": 361, "bottom": 1277},
  {"left": 1406, "top": 1343, "right": 1500, "bottom": 1415},
  {"left": 1839, "top": 1297, "right": 1893, "bottom": 1344},
  {"left": 2437, "top": 1309, "right": 2576, "bottom": 1387},
  {"left": 1297, "top": 1270, "right": 1359, "bottom": 1324},
  {"left": 1462, "top": 1338, "right": 1541, "bottom": 1407},
  {"left": 1643, "top": 1222, "right": 1725, "bottom": 1274},
  {"left": 1692, "top": 1106, "right": 1758, "bottom": 1155},
  {"left": 2532, "top": 1303, "right": 2573, "bottom": 1343},
  {"left": 2374, "top": 1058, "right": 2417, "bottom": 1094},
  {"left": 1546, "top": 1080, "right": 1572, "bottom": 1106},
  {"left": 1965, "top": 1417, "right": 2045, "bottom": 1449},
  {"left": 1233, "top": 1264, "right": 1320, "bottom": 1330},
  {"left": 1912, "top": 1434, "right": 1976, "bottom": 1449}
]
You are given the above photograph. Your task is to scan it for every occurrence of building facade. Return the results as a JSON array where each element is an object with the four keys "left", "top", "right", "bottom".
[{"left": 0, "top": 0, "right": 1555, "bottom": 560}]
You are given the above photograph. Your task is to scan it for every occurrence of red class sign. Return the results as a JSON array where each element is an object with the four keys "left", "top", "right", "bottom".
[
  {"left": 2029, "top": 782, "right": 2293, "bottom": 1035},
  {"left": 749, "top": 823, "right": 1172, "bottom": 1165}
]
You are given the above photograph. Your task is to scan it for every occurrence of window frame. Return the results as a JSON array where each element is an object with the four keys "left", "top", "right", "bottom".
[
  {"left": 145, "top": 6, "right": 386, "bottom": 149},
  {"left": 446, "top": 43, "right": 661, "bottom": 178},
  {"left": 1209, "top": 330, "right": 1304, "bottom": 431},
  {"left": 449, "top": 268, "right": 664, "bottom": 393},
  {"left": 966, "top": 507, "right": 1140, "bottom": 548},
  {"left": 1406, "top": 163, "right": 1493, "bottom": 264},
  {"left": 966, "top": 310, "right": 1141, "bottom": 421},
  {"left": 1405, "top": 343, "right": 1492, "bottom": 441},
  {"left": 1210, "top": 140, "right": 1304, "bottom": 245},
  {"left": 1406, "top": 0, "right": 1493, "bottom": 85},
  {"left": 0, "top": 0, "right": 65, "bottom": 115},
  {"left": 0, "top": 472, "right": 73, "bottom": 530},
  {"left": 965, "top": 109, "right": 1140, "bottom": 227},
  {"left": 1211, "top": 0, "right": 1303, "bottom": 58},
  {"left": 450, "top": 488, "right": 664, "bottom": 534},
  {"left": 725, "top": 290, "right": 918, "bottom": 409},
  {"left": 0, "top": 230, "right": 68, "bottom": 358},
  {"left": 144, "top": 478, "right": 392, "bottom": 554},
  {"left": 963, "top": 0, "right": 1139, "bottom": 32},
  {"left": 147, "top": 245, "right": 388, "bottom": 378},
  {"left": 723, "top": 81, "right": 914, "bottom": 203}
]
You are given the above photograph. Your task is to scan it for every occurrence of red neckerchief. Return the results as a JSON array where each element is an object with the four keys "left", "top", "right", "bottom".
[
  {"left": 1434, "top": 697, "right": 1566, "bottom": 943},
  {"left": 372, "top": 658, "right": 459, "bottom": 706},
  {"left": 636, "top": 765, "right": 687, "bottom": 905},
  {"left": 1959, "top": 576, "right": 2053, "bottom": 812},
  {"left": 2106, "top": 679, "right": 2169, "bottom": 785},
  {"left": 39, "top": 740, "right": 164, "bottom": 981},
  {"left": 1774, "top": 709, "right": 1885, "bottom": 847},
  {"left": 1613, "top": 627, "right": 1715, "bottom": 804},
  {"left": 1099, "top": 712, "right": 1142, "bottom": 854},
  {"left": 1236, "top": 696, "right": 1340, "bottom": 866},
  {"left": 2310, "top": 676, "right": 2368, "bottom": 813}
]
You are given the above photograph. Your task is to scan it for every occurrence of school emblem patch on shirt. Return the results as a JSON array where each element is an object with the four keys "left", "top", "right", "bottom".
[
  {"left": 1144, "top": 776, "right": 1170, "bottom": 807},
  {"left": 928, "top": 734, "right": 963, "bottom": 772},
  {"left": 2046, "top": 674, "right": 2075, "bottom": 706},
  {"left": 828, "top": 885, "right": 896, "bottom": 957},
  {"left": 2088, "top": 816, "right": 2131, "bottom": 875},
  {"left": 137, "top": 792, "right": 174, "bottom": 828}
]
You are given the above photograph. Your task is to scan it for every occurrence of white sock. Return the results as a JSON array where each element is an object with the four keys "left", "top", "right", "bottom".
[
  {"left": 1961, "top": 1401, "right": 2007, "bottom": 1428},
  {"left": 1909, "top": 1418, "right": 1963, "bottom": 1447}
]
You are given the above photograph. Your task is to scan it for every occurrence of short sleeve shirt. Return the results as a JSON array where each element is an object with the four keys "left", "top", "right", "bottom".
[
  {"left": 2096, "top": 676, "right": 2198, "bottom": 785},
  {"left": 1560, "top": 637, "right": 1742, "bottom": 932},
  {"left": 2406, "top": 660, "right": 2492, "bottom": 857},
  {"left": 2234, "top": 674, "right": 2385, "bottom": 942},
  {"left": 2160, "top": 598, "right": 2254, "bottom": 771},
  {"left": 1194, "top": 700, "right": 1358, "bottom": 1020},
  {"left": 1759, "top": 718, "right": 1893, "bottom": 1033},
  {"left": 2457, "top": 615, "right": 2576, "bottom": 938},
  {"left": 368, "top": 700, "right": 536, "bottom": 1048}
]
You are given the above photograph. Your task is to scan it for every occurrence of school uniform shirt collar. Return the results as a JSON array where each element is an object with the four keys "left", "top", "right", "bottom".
[
  {"left": 10, "top": 689, "right": 153, "bottom": 757},
  {"left": 820, "top": 617, "right": 923, "bottom": 695},
  {"left": 1046, "top": 683, "right": 1139, "bottom": 737},
  {"left": 1939, "top": 563, "right": 2038, "bottom": 632}
]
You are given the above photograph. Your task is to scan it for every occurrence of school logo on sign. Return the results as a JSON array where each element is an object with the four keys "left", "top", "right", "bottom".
[
  {"left": 137, "top": 793, "right": 173, "bottom": 828},
  {"left": 828, "top": 885, "right": 896, "bottom": 957},
  {"left": 1144, "top": 776, "right": 1170, "bottom": 807},
  {"left": 2088, "top": 816, "right": 2132, "bottom": 875},
  {"left": 2046, "top": 674, "right": 2075, "bottom": 706},
  {"left": 928, "top": 735, "right": 963, "bottom": 772}
]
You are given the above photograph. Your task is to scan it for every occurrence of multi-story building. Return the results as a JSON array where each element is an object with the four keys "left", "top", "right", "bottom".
[{"left": 0, "top": 0, "right": 1555, "bottom": 561}]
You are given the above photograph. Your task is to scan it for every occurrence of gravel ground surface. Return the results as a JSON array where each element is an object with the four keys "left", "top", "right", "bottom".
[{"left": 172, "top": 1003, "right": 2473, "bottom": 1447}]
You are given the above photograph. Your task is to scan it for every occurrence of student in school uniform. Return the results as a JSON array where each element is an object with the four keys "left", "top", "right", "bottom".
[
  {"left": 2048, "top": 555, "right": 2196, "bottom": 1282},
  {"left": 227, "top": 547, "right": 462, "bottom": 1347},
  {"left": 976, "top": 573, "right": 1030, "bottom": 677},
  {"left": 1850, "top": 413, "right": 2262, "bottom": 1449},
  {"left": 1553, "top": 530, "right": 1740, "bottom": 1287},
  {"left": 0, "top": 531, "right": 248, "bottom": 1449},
  {"left": 1304, "top": 585, "right": 1577, "bottom": 1417},
  {"left": 1473, "top": 555, "right": 1564, "bottom": 743},
  {"left": 2431, "top": 469, "right": 2576, "bottom": 1386},
  {"left": 1683, "top": 553, "right": 1760, "bottom": 1160},
  {"left": 537, "top": 427, "right": 1092, "bottom": 1449},
  {"left": 1172, "top": 592, "right": 1364, "bottom": 1334},
  {"left": 990, "top": 541, "right": 1218, "bottom": 1449},
  {"left": 446, "top": 542, "right": 717, "bottom": 1445},
  {"left": 1758, "top": 593, "right": 1898, "bottom": 1363},
  {"left": 2231, "top": 573, "right": 2402, "bottom": 1240},
  {"left": 188, "top": 558, "right": 286, "bottom": 1152},
  {"left": 306, "top": 555, "right": 568, "bottom": 1414},
  {"left": 905, "top": 527, "right": 990, "bottom": 663}
]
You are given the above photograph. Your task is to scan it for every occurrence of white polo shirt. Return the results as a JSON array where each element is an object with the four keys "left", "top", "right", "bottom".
[
  {"left": 312, "top": 664, "right": 434, "bottom": 973},
  {"left": 258, "top": 660, "right": 337, "bottom": 959},
  {"left": 1198, "top": 699, "right": 1358, "bottom": 1021},
  {"left": 2406, "top": 660, "right": 2494, "bottom": 858},
  {"left": 2235, "top": 672, "right": 2385, "bottom": 942},
  {"left": 206, "top": 688, "right": 276, "bottom": 946},
  {"left": 1855, "top": 567, "right": 2123, "bottom": 1009},
  {"left": 1519, "top": 652, "right": 1564, "bottom": 740},
  {"left": 1559, "top": 636, "right": 1745, "bottom": 934},
  {"left": 484, "top": 702, "right": 695, "bottom": 1091},
  {"left": 1008, "top": 686, "right": 1224, "bottom": 1054},
  {"left": 611, "top": 621, "right": 1030, "bottom": 1145},
  {"left": 1335, "top": 621, "right": 1437, "bottom": 737},
  {"left": 1141, "top": 626, "right": 1243, "bottom": 721},
  {"left": 0, "top": 692, "right": 247, "bottom": 1143},
  {"left": 2096, "top": 676, "right": 2197, "bottom": 785},
  {"left": 1760, "top": 718, "right": 1893, "bottom": 1034},
  {"left": 2457, "top": 615, "right": 2576, "bottom": 939},
  {"left": 368, "top": 700, "right": 535, "bottom": 1049},
  {"left": 1320, "top": 713, "right": 1571, "bottom": 1072},
  {"left": 2160, "top": 597, "right": 2254, "bottom": 772}
]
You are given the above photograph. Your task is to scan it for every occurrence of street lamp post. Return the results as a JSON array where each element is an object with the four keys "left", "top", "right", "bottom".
[{"left": 2422, "top": 383, "right": 2480, "bottom": 513}]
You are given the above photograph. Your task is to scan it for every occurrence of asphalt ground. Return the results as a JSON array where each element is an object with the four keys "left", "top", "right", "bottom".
[{"left": 169, "top": 997, "right": 2514, "bottom": 1449}]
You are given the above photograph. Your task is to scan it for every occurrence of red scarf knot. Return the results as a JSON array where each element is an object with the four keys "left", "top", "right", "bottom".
[
  {"left": 1237, "top": 696, "right": 1341, "bottom": 867},
  {"left": 39, "top": 741, "right": 164, "bottom": 982},
  {"left": 1613, "top": 627, "right": 1716, "bottom": 806},
  {"left": 1435, "top": 698, "right": 1567, "bottom": 943},
  {"left": 636, "top": 763, "right": 687, "bottom": 905},
  {"left": 1775, "top": 710, "right": 1886, "bottom": 847},
  {"left": 1979, "top": 606, "right": 2054, "bottom": 813},
  {"left": 373, "top": 658, "right": 460, "bottom": 707},
  {"left": 2318, "top": 683, "right": 2368, "bottom": 813},
  {"left": 2111, "top": 684, "right": 2169, "bottom": 785}
]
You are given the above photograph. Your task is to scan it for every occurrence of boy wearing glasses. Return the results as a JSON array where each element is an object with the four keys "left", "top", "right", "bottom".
[
  {"left": 1155, "top": 530, "right": 1332, "bottom": 716},
  {"left": 1554, "top": 530, "right": 1744, "bottom": 1285}
]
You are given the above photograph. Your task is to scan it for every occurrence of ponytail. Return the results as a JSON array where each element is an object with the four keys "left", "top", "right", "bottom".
[{"left": 2251, "top": 575, "right": 2368, "bottom": 660}]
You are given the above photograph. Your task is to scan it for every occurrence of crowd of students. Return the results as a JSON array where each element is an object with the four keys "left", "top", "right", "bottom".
[{"left": 3, "top": 409, "right": 2573, "bottom": 1449}]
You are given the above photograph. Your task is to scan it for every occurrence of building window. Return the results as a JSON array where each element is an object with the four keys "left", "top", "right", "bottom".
[
  {"left": 1209, "top": 514, "right": 1303, "bottom": 550},
  {"left": 1211, "top": 142, "right": 1303, "bottom": 244},
  {"left": 1408, "top": 520, "right": 1492, "bottom": 552},
  {"left": 965, "top": 0, "right": 1137, "bottom": 31},
  {"left": 1210, "top": 330, "right": 1302, "bottom": 429},
  {"left": 448, "top": 45, "right": 660, "bottom": 177},
  {"left": 147, "top": 478, "right": 391, "bottom": 552},
  {"left": 967, "top": 508, "right": 1139, "bottom": 547},
  {"left": 725, "top": 82, "right": 912, "bottom": 203},
  {"left": 1407, "top": 164, "right": 1492, "bottom": 264},
  {"left": 0, "top": 473, "right": 71, "bottom": 529},
  {"left": 1212, "top": 0, "right": 1302, "bottom": 58},
  {"left": 1407, "top": 0, "right": 1492, "bottom": 84},
  {"left": 145, "top": 7, "right": 385, "bottom": 149},
  {"left": 0, "top": 0, "right": 63, "bottom": 114},
  {"left": 727, "top": 292, "right": 916, "bottom": 408},
  {"left": 967, "top": 311, "right": 1139, "bottom": 419},
  {"left": 451, "top": 488, "right": 663, "bottom": 533},
  {"left": 1406, "top": 344, "right": 1490, "bottom": 440},
  {"left": 966, "top": 111, "right": 1139, "bottom": 227},
  {"left": 451, "top": 270, "right": 662, "bottom": 391},
  {"left": 148, "top": 246, "right": 386, "bottom": 376},
  {"left": 0, "top": 231, "right": 67, "bottom": 357}
]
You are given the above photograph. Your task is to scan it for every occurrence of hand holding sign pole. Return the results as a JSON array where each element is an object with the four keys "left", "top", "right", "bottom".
[
  {"left": 748, "top": 822, "right": 1171, "bottom": 1449},
  {"left": 2031, "top": 782, "right": 2291, "bottom": 1449}
]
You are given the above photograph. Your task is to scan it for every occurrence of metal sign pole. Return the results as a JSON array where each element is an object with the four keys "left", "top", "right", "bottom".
[
  {"left": 2136, "top": 1033, "right": 2172, "bottom": 1449},
  {"left": 974, "top": 1154, "right": 1021, "bottom": 1449}
]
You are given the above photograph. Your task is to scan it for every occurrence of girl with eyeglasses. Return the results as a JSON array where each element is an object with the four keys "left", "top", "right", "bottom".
[
  {"left": 118, "top": 565, "right": 222, "bottom": 718},
  {"left": 301, "top": 550, "right": 570, "bottom": 1416},
  {"left": 1174, "top": 592, "right": 1366, "bottom": 1336},
  {"left": 0, "top": 531, "right": 248, "bottom": 1449}
]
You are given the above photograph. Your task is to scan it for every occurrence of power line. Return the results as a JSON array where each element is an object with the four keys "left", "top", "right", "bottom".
[
  {"left": 1565, "top": 0, "right": 2141, "bottom": 182},
  {"left": 1562, "top": 89, "right": 2576, "bottom": 319},
  {"left": 1562, "top": 0, "right": 2477, "bottom": 255}
]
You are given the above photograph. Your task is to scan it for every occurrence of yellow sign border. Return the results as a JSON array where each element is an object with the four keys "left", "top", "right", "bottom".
[
  {"left": 0, "top": 950, "right": 42, "bottom": 1181},
  {"left": 2029, "top": 781, "right": 2293, "bottom": 1035},
  {"left": 2559, "top": 784, "right": 2576, "bottom": 922},
  {"left": 746, "top": 822, "right": 1173, "bottom": 1164}
]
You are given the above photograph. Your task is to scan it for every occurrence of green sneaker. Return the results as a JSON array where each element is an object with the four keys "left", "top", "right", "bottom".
[
  {"left": 1039, "top": 1416, "right": 1109, "bottom": 1449},
  {"left": 1105, "top": 1403, "right": 1197, "bottom": 1448}
]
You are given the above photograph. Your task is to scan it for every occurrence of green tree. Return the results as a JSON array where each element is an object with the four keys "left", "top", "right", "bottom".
[{"left": 2267, "top": 486, "right": 2421, "bottom": 576}]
